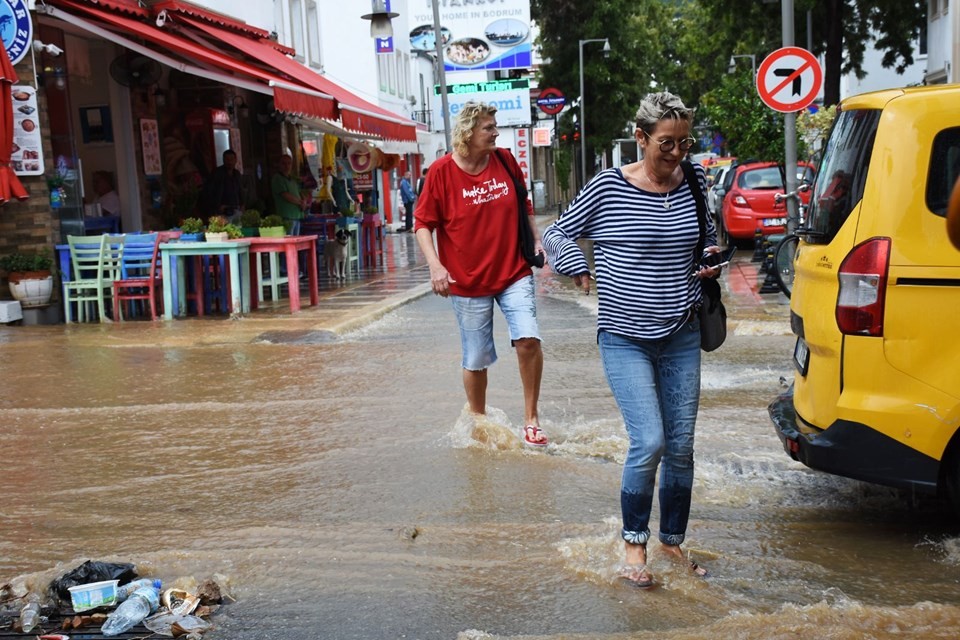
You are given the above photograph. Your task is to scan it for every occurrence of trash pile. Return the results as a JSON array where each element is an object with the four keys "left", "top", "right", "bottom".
[{"left": 0, "top": 560, "right": 229, "bottom": 638}]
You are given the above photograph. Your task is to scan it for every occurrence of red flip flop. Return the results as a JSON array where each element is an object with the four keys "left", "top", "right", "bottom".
[{"left": 522, "top": 424, "right": 548, "bottom": 448}]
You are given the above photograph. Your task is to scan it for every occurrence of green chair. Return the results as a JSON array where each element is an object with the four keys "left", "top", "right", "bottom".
[{"left": 63, "top": 234, "right": 125, "bottom": 323}]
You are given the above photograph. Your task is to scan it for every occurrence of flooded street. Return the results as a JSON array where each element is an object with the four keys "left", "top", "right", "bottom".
[{"left": 2, "top": 268, "right": 960, "bottom": 639}]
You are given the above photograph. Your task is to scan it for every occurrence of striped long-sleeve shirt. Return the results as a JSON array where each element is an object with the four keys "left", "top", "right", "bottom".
[{"left": 542, "top": 162, "right": 717, "bottom": 341}]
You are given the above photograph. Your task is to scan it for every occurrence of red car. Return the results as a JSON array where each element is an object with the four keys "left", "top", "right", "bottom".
[{"left": 720, "top": 161, "right": 814, "bottom": 241}]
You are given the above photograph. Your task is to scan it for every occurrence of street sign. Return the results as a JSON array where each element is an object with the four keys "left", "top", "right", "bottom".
[
  {"left": 536, "top": 87, "right": 566, "bottom": 115},
  {"left": 757, "top": 46, "right": 823, "bottom": 113}
]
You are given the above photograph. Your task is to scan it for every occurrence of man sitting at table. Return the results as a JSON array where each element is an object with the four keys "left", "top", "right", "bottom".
[{"left": 91, "top": 170, "right": 121, "bottom": 217}]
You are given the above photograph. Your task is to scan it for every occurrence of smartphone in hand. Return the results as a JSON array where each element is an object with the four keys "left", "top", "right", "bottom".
[{"left": 701, "top": 246, "right": 737, "bottom": 269}]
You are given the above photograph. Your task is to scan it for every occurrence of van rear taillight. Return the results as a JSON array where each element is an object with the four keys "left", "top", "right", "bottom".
[{"left": 835, "top": 237, "right": 890, "bottom": 337}]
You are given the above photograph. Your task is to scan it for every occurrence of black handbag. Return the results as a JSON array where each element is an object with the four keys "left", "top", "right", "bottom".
[
  {"left": 681, "top": 161, "right": 727, "bottom": 351},
  {"left": 494, "top": 149, "right": 545, "bottom": 268}
]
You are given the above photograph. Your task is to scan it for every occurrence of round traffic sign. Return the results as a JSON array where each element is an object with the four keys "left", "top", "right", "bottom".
[
  {"left": 536, "top": 87, "right": 566, "bottom": 115},
  {"left": 757, "top": 47, "right": 823, "bottom": 113}
]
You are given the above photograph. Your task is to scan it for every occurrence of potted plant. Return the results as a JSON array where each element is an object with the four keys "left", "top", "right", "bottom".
[
  {"left": 0, "top": 250, "right": 55, "bottom": 307},
  {"left": 205, "top": 215, "right": 231, "bottom": 242},
  {"left": 239, "top": 209, "right": 261, "bottom": 237},
  {"left": 178, "top": 217, "right": 205, "bottom": 241},
  {"left": 259, "top": 214, "right": 286, "bottom": 238}
]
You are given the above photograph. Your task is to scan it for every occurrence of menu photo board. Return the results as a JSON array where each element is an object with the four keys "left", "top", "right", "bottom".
[{"left": 11, "top": 84, "right": 44, "bottom": 176}]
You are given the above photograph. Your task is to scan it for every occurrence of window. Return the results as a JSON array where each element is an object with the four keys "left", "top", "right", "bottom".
[
  {"left": 305, "top": 1, "right": 321, "bottom": 68},
  {"left": 806, "top": 109, "right": 881, "bottom": 241},
  {"left": 926, "top": 127, "right": 960, "bottom": 217},
  {"left": 290, "top": 0, "right": 304, "bottom": 60}
]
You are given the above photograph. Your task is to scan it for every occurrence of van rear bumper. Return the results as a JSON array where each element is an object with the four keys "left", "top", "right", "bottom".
[{"left": 768, "top": 387, "right": 940, "bottom": 493}]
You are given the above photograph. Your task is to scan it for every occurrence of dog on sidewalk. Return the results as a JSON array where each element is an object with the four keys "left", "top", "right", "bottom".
[{"left": 324, "top": 228, "right": 351, "bottom": 280}]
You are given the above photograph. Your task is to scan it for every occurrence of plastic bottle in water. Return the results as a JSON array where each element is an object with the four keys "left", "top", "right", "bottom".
[
  {"left": 116, "top": 578, "right": 162, "bottom": 602},
  {"left": 19, "top": 596, "right": 40, "bottom": 633},
  {"left": 101, "top": 586, "right": 159, "bottom": 637}
]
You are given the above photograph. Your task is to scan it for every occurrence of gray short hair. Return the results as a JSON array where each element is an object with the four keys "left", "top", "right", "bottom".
[
  {"left": 634, "top": 92, "right": 695, "bottom": 136},
  {"left": 452, "top": 101, "right": 498, "bottom": 155}
]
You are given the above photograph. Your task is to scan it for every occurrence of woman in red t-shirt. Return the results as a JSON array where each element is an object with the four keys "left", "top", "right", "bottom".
[{"left": 413, "top": 101, "right": 548, "bottom": 448}]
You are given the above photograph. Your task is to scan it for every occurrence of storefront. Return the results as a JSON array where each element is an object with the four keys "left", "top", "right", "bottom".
[{"left": 2, "top": 0, "right": 420, "bottom": 258}]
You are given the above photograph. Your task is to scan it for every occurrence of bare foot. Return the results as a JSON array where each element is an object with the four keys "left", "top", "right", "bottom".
[{"left": 661, "top": 543, "right": 708, "bottom": 577}]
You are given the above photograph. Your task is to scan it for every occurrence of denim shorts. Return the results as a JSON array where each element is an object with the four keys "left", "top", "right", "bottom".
[{"left": 450, "top": 275, "right": 540, "bottom": 370}]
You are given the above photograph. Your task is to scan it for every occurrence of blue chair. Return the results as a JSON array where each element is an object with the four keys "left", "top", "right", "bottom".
[{"left": 113, "top": 233, "right": 160, "bottom": 320}]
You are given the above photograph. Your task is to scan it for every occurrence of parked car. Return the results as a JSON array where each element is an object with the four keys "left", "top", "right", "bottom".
[
  {"left": 707, "top": 164, "right": 733, "bottom": 217},
  {"left": 720, "top": 161, "right": 814, "bottom": 241},
  {"left": 769, "top": 84, "right": 960, "bottom": 511}
]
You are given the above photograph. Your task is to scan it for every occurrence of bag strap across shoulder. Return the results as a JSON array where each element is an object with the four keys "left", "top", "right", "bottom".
[{"left": 680, "top": 160, "right": 708, "bottom": 262}]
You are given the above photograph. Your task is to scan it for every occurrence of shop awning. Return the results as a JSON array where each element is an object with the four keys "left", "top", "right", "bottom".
[
  {"left": 175, "top": 15, "right": 418, "bottom": 143},
  {"left": 38, "top": 1, "right": 337, "bottom": 122},
  {"left": 62, "top": 0, "right": 149, "bottom": 17},
  {"left": 148, "top": 0, "right": 296, "bottom": 55},
  {"left": 176, "top": 16, "right": 418, "bottom": 142}
]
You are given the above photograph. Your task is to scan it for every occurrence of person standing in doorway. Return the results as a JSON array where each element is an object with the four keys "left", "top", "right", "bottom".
[
  {"left": 399, "top": 170, "right": 416, "bottom": 232},
  {"left": 272, "top": 152, "right": 306, "bottom": 235},
  {"left": 202, "top": 149, "right": 244, "bottom": 222},
  {"left": 543, "top": 91, "right": 719, "bottom": 588},
  {"left": 414, "top": 101, "right": 548, "bottom": 448}
]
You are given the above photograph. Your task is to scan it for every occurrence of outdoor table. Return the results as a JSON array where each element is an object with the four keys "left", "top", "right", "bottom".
[
  {"left": 246, "top": 235, "right": 319, "bottom": 313},
  {"left": 159, "top": 240, "right": 251, "bottom": 320}
]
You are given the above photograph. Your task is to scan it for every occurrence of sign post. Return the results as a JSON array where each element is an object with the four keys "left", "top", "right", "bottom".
[{"left": 757, "top": 41, "right": 823, "bottom": 235}]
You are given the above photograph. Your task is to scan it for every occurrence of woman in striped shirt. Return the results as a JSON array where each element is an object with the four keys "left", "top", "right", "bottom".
[{"left": 543, "top": 92, "right": 721, "bottom": 589}]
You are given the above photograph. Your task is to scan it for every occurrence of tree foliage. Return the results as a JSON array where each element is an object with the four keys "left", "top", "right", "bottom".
[
  {"left": 698, "top": 0, "right": 925, "bottom": 106},
  {"left": 531, "top": 0, "right": 673, "bottom": 180},
  {"left": 699, "top": 70, "right": 788, "bottom": 161}
]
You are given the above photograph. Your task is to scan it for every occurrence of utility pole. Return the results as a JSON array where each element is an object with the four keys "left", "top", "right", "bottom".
[
  {"left": 782, "top": 0, "right": 800, "bottom": 234},
  {"left": 432, "top": 0, "right": 451, "bottom": 154}
]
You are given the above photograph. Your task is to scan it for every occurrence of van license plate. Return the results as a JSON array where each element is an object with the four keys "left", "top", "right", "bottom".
[
  {"left": 793, "top": 337, "right": 809, "bottom": 376},
  {"left": 763, "top": 217, "right": 787, "bottom": 227}
]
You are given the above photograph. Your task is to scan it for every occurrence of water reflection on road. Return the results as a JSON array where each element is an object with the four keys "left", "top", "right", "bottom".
[{"left": 2, "top": 278, "right": 960, "bottom": 639}]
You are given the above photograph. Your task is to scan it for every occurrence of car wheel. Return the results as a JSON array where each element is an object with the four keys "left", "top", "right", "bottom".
[{"left": 715, "top": 213, "right": 730, "bottom": 249}]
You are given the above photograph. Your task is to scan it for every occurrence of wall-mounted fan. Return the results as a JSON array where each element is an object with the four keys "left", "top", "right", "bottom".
[{"left": 109, "top": 55, "right": 163, "bottom": 88}]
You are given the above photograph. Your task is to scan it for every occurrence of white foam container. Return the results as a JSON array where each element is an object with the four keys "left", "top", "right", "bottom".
[{"left": 68, "top": 579, "right": 119, "bottom": 611}]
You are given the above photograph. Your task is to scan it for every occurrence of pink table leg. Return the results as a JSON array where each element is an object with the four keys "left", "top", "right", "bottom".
[{"left": 285, "top": 244, "right": 301, "bottom": 312}]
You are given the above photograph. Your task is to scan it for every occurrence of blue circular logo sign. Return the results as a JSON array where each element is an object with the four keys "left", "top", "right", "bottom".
[{"left": 0, "top": 0, "right": 33, "bottom": 66}]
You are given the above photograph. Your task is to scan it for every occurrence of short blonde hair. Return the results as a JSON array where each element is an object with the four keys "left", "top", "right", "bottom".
[
  {"left": 452, "top": 101, "right": 498, "bottom": 156},
  {"left": 634, "top": 92, "right": 695, "bottom": 136}
]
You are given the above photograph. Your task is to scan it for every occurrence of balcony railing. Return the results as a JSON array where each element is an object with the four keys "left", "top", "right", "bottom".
[{"left": 412, "top": 109, "right": 432, "bottom": 129}]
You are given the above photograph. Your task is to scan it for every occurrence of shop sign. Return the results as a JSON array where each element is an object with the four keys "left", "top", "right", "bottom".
[
  {"left": 409, "top": 0, "right": 531, "bottom": 72},
  {"left": 532, "top": 127, "right": 551, "bottom": 147},
  {"left": 0, "top": 0, "right": 32, "bottom": 66},
  {"left": 11, "top": 84, "right": 43, "bottom": 176},
  {"left": 353, "top": 171, "right": 373, "bottom": 191},
  {"left": 432, "top": 78, "right": 531, "bottom": 130}
]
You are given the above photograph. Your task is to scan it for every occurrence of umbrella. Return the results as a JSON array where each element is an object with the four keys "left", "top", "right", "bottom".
[{"left": 0, "top": 44, "right": 28, "bottom": 205}]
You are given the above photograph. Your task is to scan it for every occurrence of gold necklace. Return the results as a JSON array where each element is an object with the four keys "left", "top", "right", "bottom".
[{"left": 643, "top": 163, "right": 672, "bottom": 209}]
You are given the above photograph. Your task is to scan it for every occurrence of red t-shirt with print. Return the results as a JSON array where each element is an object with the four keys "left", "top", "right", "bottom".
[{"left": 413, "top": 149, "right": 531, "bottom": 297}]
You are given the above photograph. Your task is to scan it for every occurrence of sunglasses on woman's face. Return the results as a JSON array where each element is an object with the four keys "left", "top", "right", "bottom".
[{"left": 641, "top": 130, "right": 696, "bottom": 153}]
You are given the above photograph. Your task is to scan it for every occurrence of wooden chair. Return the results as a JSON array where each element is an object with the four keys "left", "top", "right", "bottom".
[
  {"left": 63, "top": 234, "right": 125, "bottom": 323},
  {"left": 113, "top": 233, "right": 161, "bottom": 321}
]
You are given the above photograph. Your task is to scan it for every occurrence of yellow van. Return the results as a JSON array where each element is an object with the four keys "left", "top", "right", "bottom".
[{"left": 769, "top": 85, "right": 960, "bottom": 508}]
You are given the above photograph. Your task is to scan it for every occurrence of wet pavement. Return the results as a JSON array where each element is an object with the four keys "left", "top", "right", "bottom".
[{"left": 6, "top": 225, "right": 960, "bottom": 640}]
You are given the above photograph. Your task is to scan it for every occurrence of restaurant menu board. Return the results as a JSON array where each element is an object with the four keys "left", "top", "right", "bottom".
[{"left": 11, "top": 85, "right": 44, "bottom": 176}]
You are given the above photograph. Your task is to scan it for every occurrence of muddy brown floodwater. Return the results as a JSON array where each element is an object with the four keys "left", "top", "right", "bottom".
[{"left": 2, "top": 270, "right": 960, "bottom": 639}]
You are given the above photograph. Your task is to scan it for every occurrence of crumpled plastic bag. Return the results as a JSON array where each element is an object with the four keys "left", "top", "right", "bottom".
[
  {"left": 143, "top": 612, "right": 212, "bottom": 636},
  {"left": 48, "top": 560, "right": 138, "bottom": 605}
]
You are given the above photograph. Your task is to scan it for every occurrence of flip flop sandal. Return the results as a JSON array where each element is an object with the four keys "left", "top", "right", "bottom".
[
  {"left": 689, "top": 560, "right": 708, "bottom": 578},
  {"left": 522, "top": 424, "right": 548, "bottom": 448},
  {"left": 618, "top": 564, "right": 656, "bottom": 590}
]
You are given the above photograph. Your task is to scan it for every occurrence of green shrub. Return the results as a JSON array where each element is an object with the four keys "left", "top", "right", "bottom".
[
  {"left": 261, "top": 214, "right": 284, "bottom": 228},
  {"left": 179, "top": 217, "right": 205, "bottom": 233},
  {"left": 240, "top": 209, "right": 261, "bottom": 227},
  {"left": 0, "top": 250, "right": 53, "bottom": 273}
]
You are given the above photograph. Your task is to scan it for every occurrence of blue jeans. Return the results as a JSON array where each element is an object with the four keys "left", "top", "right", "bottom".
[{"left": 598, "top": 321, "right": 701, "bottom": 547}]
